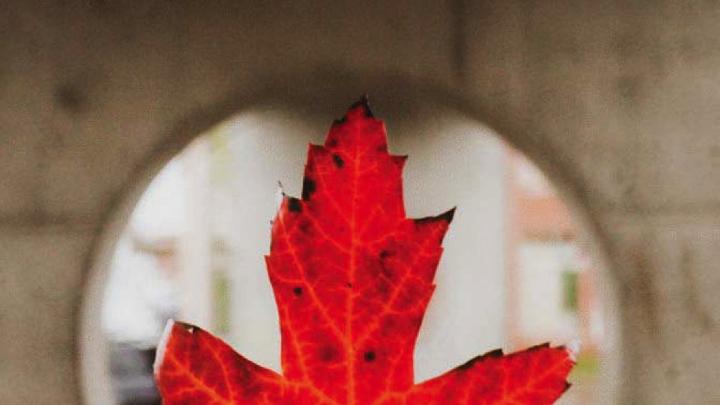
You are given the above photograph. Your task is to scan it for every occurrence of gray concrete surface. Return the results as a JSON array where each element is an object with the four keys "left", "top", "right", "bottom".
[{"left": 1, "top": 1, "right": 719, "bottom": 404}]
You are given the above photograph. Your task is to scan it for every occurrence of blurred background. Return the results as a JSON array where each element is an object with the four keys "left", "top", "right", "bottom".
[{"left": 101, "top": 109, "right": 612, "bottom": 404}]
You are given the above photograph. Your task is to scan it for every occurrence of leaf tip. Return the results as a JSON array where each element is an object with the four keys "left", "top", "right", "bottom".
[
  {"left": 412, "top": 207, "right": 457, "bottom": 230},
  {"left": 483, "top": 348, "right": 504, "bottom": 358},
  {"left": 333, "top": 95, "right": 375, "bottom": 126},
  {"left": 434, "top": 207, "right": 456, "bottom": 224},
  {"left": 350, "top": 94, "right": 374, "bottom": 118}
]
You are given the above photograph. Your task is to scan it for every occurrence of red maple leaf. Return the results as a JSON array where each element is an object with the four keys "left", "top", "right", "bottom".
[{"left": 154, "top": 99, "right": 575, "bottom": 404}]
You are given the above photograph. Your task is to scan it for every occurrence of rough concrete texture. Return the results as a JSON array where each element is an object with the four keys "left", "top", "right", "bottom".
[
  {"left": 1, "top": 1, "right": 719, "bottom": 404},
  {"left": 0, "top": 227, "right": 92, "bottom": 404}
]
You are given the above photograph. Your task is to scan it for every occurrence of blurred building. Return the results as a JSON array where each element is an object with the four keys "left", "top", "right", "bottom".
[{"left": 506, "top": 151, "right": 602, "bottom": 355}]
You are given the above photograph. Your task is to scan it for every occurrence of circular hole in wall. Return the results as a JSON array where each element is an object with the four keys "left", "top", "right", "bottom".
[{"left": 86, "top": 104, "right": 619, "bottom": 405}]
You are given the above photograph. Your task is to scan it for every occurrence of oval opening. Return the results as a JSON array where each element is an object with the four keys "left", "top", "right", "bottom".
[{"left": 86, "top": 105, "right": 619, "bottom": 405}]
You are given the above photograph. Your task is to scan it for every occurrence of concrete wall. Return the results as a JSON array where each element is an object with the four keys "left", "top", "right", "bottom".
[{"left": 1, "top": 1, "right": 719, "bottom": 404}]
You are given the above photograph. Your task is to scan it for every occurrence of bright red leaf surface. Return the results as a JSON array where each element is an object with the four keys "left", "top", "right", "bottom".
[{"left": 154, "top": 99, "right": 575, "bottom": 404}]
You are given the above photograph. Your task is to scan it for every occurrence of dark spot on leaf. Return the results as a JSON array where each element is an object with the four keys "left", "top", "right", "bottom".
[
  {"left": 319, "top": 345, "right": 338, "bottom": 362},
  {"left": 379, "top": 250, "right": 393, "bottom": 259},
  {"left": 332, "top": 154, "right": 344, "bottom": 168},
  {"left": 364, "top": 351, "right": 376, "bottom": 362},
  {"left": 379, "top": 261, "right": 395, "bottom": 280},
  {"left": 346, "top": 282, "right": 353, "bottom": 288},
  {"left": 326, "top": 138, "right": 339, "bottom": 147},
  {"left": 288, "top": 198, "right": 302, "bottom": 213},
  {"left": 298, "top": 221, "right": 311, "bottom": 234},
  {"left": 293, "top": 287, "right": 303, "bottom": 296},
  {"left": 302, "top": 178, "right": 316, "bottom": 200}
]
